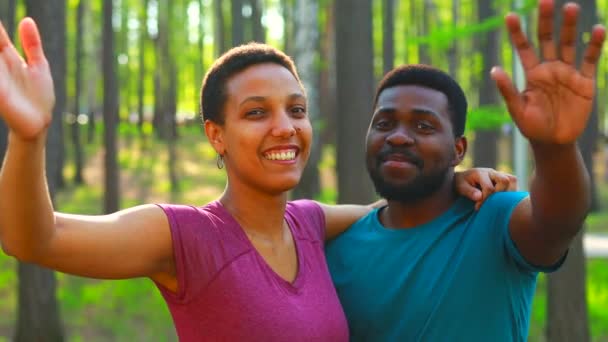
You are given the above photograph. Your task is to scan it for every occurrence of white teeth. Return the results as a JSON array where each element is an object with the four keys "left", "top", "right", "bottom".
[{"left": 266, "top": 150, "right": 296, "bottom": 160}]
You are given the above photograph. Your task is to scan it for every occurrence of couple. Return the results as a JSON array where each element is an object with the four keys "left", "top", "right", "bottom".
[{"left": 0, "top": 0, "right": 604, "bottom": 340}]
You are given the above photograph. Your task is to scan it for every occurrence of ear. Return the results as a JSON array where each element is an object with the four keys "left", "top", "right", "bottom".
[
  {"left": 451, "top": 136, "right": 467, "bottom": 166},
  {"left": 204, "top": 120, "right": 225, "bottom": 155}
]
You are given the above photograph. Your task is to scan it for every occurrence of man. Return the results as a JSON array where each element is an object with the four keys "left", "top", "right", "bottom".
[{"left": 326, "top": 0, "right": 605, "bottom": 340}]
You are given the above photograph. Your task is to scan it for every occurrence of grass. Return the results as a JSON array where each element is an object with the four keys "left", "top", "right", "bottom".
[{"left": 1, "top": 123, "right": 608, "bottom": 340}]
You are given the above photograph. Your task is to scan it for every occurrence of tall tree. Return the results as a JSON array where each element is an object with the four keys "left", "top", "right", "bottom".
[
  {"left": 250, "top": 0, "right": 265, "bottom": 43},
  {"left": 319, "top": 1, "right": 337, "bottom": 148},
  {"left": 137, "top": 0, "right": 150, "bottom": 134},
  {"left": 71, "top": 0, "right": 86, "bottom": 184},
  {"left": 334, "top": 0, "right": 375, "bottom": 204},
  {"left": 417, "top": 0, "right": 433, "bottom": 64},
  {"left": 214, "top": 0, "right": 227, "bottom": 56},
  {"left": 15, "top": 1, "right": 67, "bottom": 341},
  {"left": 156, "top": 0, "right": 179, "bottom": 192},
  {"left": 103, "top": 0, "right": 120, "bottom": 213},
  {"left": 547, "top": 1, "right": 598, "bottom": 341},
  {"left": 196, "top": 0, "right": 206, "bottom": 111},
  {"left": 0, "top": 0, "right": 17, "bottom": 164},
  {"left": 292, "top": 0, "right": 320, "bottom": 199},
  {"left": 382, "top": 0, "right": 395, "bottom": 75},
  {"left": 447, "top": 0, "right": 460, "bottom": 77},
  {"left": 282, "top": 0, "right": 294, "bottom": 55},
  {"left": 473, "top": 0, "right": 500, "bottom": 168},
  {"left": 231, "top": 0, "right": 244, "bottom": 46}
]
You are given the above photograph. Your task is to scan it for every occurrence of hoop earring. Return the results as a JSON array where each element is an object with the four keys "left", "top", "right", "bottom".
[{"left": 216, "top": 154, "right": 224, "bottom": 169}]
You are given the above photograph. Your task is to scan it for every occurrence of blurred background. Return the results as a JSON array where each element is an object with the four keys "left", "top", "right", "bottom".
[{"left": 0, "top": 0, "right": 606, "bottom": 341}]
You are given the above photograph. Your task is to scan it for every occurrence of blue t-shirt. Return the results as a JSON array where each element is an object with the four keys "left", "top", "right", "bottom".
[{"left": 326, "top": 192, "right": 563, "bottom": 342}]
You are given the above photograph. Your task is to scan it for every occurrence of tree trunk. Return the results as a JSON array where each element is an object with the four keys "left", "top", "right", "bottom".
[
  {"left": 382, "top": 0, "right": 395, "bottom": 75},
  {"left": 15, "top": 1, "right": 67, "bottom": 340},
  {"left": 71, "top": 0, "right": 85, "bottom": 184},
  {"left": 447, "top": 0, "right": 459, "bottom": 77},
  {"left": 473, "top": 0, "right": 500, "bottom": 168},
  {"left": 319, "top": 2, "right": 337, "bottom": 148},
  {"left": 231, "top": 0, "right": 244, "bottom": 46},
  {"left": 547, "top": 1, "right": 598, "bottom": 341},
  {"left": 103, "top": 0, "right": 120, "bottom": 214},
  {"left": 418, "top": 0, "right": 432, "bottom": 64},
  {"left": 281, "top": 0, "right": 293, "bottom": 55},
  {"left": 15, "top": 263, "right": 64, "bottom": 342},
  {"left": 0, "top": 0, "right": 17, "bottom": 163},
  {"left": 137, "top": 0, "right": 149, "bottom": 134},
  {"left": 547, "top": 231, "right": 589, "bottom": 342},
  {"left": 250, "top": 0, "right": 265, "bottom": 43},
  {"left": 214, "top": 0, "right": 226, "bottom": 56},
  {"left": 291, "top": 0, "right": 320, "bottom": 199},
  {"left": 334, "top": 0, "right": 375, "bottom": 204}
]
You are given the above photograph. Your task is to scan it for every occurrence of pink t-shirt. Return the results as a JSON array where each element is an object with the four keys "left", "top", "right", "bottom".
[{"left": 155, "top": 199, "right": 349, "bottom": 341}]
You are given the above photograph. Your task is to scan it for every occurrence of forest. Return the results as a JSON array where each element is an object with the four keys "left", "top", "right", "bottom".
[{"left": 0, "top": 0, "right": 607, "bottom": 341}]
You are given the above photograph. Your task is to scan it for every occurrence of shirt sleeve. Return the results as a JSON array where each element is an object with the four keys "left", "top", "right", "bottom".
[
  {"left": 483, "top": 192, "right": 566, "bottom": 274},
  {"left": 287, "top": 199, "right": 327, "bottom": 243},
  {"left": 154, "top": 204, "right": 217, "bottom": 304}
]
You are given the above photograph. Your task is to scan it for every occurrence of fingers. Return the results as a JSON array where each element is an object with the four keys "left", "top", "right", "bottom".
[
  {"left": 491, "top": 172, "right": 518, "bottom": 192},
  {"left": 18, "top": 18, "right": 47, "bottom": 67},
  {"left": 580, "top": 25, "right": 606, "bottom": 78},
  {"left": 505, "top": 13, "right": 540, "bottom": 71},
  {"left": 558, "top": 3, "right": 579, "bottom": 65},
  {"left": 537, "top": 0, "right": 557, "bottom": 60},
  {"left": 0, "top": 20, "right": 26, "bottom": 71},
  {"left": 453, "top": 170, "right": 482, "bottom": 203},
  {"left": 0, "top": 21, "right": 11, "bottom": 53},
  {"left": 490, "top": 67, "right": 524, "bottom": 123}
]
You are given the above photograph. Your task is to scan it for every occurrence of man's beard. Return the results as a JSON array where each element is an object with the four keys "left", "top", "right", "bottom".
[{"left": 367, "top": 152, "right": 451, "bottom": 203}]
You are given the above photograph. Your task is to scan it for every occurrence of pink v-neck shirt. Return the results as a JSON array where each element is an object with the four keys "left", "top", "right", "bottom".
[{"left": 155, "top": 200, "right": 349, "bottom": 341}]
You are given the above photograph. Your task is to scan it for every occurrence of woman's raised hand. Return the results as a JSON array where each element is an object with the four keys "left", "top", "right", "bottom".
[{"left": 0, "top": 18, "right": 54, "bottom": 140}]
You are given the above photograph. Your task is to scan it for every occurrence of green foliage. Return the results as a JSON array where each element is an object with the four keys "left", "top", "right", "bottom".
[
  {"left": 467, "top": 105, "right": 512, "bottom": 131},
  {"left": 409, "top": 0, "right": 537, "bottom": 50}
]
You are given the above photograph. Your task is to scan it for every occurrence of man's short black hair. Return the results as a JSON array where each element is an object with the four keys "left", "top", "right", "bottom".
[
  {"left": 373, "top": 64, "right": 468, "bottom": 137},
  {"left": 200, "top": 43, "right": 302, "bottom": 124}
]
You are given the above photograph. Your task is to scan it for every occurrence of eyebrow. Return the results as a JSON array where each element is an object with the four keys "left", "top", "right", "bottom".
[
  {"left": 239, "top": 93, "right": 306, "bottom": 107},
  {"left": 374, "top": 105, "right": 440, "bottom": 118}
]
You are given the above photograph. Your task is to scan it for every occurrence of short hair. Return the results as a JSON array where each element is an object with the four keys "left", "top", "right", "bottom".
[
  {"left": 373, "top": 64, "right": 468, "bottom": 137},
  {"left": 200, "top": 43, "right": 303, "bottom": 124}
]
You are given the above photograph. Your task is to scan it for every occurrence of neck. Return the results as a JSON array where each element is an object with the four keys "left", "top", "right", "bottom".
[
  {"left": 381, "top": 174, "right": 458, "bottom": 229},
  {"left": 219, "top": 181, "right": 289, "bottom": 240}
]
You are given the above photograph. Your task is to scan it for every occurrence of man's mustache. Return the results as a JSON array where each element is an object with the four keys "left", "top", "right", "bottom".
[{"left": 376, "top": 148, "right": 424, "bottom": 169}]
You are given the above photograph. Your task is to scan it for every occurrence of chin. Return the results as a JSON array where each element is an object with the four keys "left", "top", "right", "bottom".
[{"left": 267, "top": 175, "right": 302, "bottom": 195}]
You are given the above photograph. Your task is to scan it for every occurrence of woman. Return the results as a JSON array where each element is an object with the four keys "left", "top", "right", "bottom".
[{"left": 0, "top": 19, "right": 514, "bottom": 340}]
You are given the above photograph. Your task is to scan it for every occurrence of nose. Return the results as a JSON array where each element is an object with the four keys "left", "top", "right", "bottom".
[
  {"left": 271, "top": 111, "right": 296, "bottom": 138},
  {"left": 386, "top": 126, "right": 414, "bottom": 146}
]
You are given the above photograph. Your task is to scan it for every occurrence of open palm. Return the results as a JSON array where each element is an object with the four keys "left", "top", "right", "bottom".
[
  {"left": 491, "top": 0, "right": 606, "bottom": 145},
  {"left": 0, "top": 18, "right": 54, "bottom": 139}
]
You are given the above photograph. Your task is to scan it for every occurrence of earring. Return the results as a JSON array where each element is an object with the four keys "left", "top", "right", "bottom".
[{"left": 216, "top": 154, "right": 224, "bottom": 169}]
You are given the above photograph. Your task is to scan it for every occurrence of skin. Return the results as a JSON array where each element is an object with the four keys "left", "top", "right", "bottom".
[
  {"left": 367, "top": 85, "right": 467, "bottom": 228},
  {"left": 370, "top": 0, "right": 606, "bottom": 267},
  {"left": 0, "top": 19, "right": 516, "bottom": 294}
]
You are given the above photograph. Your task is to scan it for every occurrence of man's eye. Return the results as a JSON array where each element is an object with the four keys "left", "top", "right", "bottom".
[
  {"left": 416, "top": 122, "right": 434, "bottom": 131},
  {"left": 375, "top": 120, "right": 392, "bottom": 130}
]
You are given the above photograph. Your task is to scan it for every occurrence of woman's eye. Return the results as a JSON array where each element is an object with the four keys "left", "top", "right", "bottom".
[
  {"left": 246, "top": 109, "right": 265, "bottom": 117},
  {"left": 290, "top": 106, "right": 307, "bottom": 117}
]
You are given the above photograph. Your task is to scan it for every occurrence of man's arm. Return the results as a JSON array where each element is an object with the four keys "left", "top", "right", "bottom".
[
  {"left": 492, "top": 0, "right": 605, "bottom": 266},
  {"left": 321, "top": 168, "right": 517, "bottom": 240}
]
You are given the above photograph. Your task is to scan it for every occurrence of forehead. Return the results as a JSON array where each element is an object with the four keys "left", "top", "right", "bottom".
[
  {"left": 376, "top": 85, "right": 449, "bottom": 117},
  {"left": 225, "top": 63, "right": 304, "bottom": 101}
]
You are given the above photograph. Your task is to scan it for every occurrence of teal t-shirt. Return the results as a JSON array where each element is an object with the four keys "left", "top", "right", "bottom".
[{"left": 326, "top": 192, "right": 562, "bottom": 342}]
